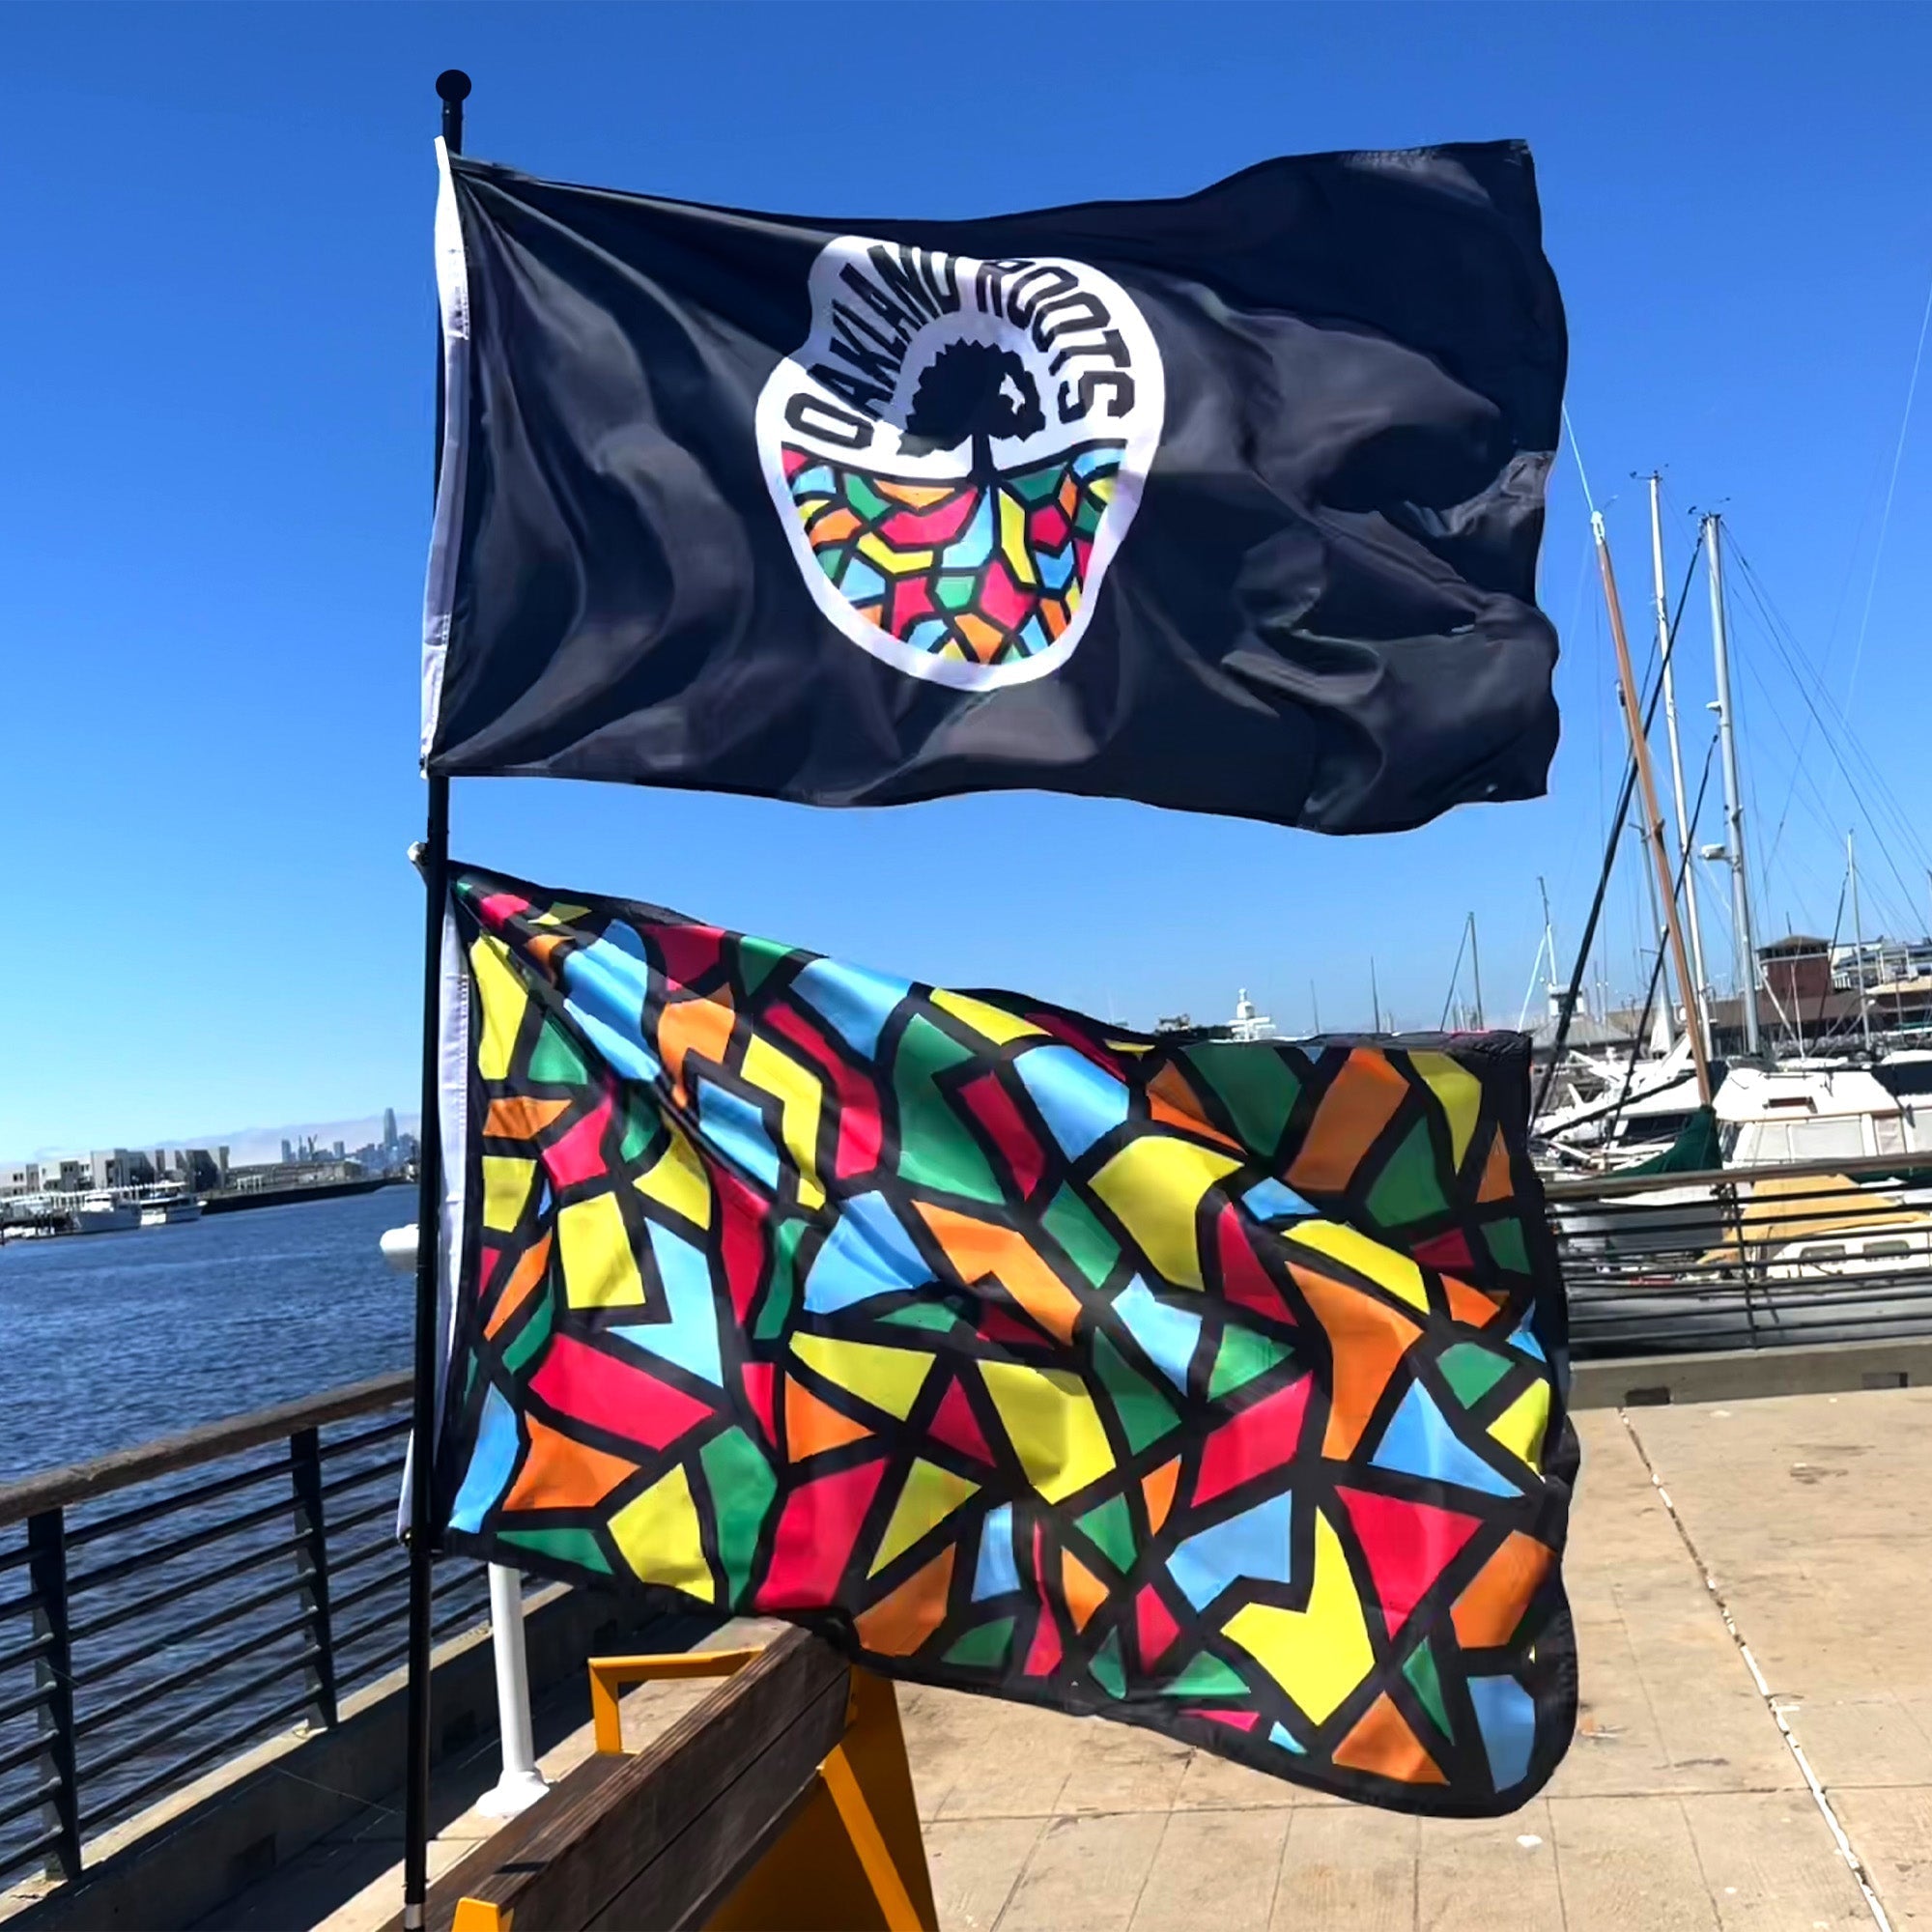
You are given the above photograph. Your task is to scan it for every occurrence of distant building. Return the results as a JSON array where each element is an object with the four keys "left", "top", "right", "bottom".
[
  {"left": 1, "top": 1163, "right": 40, "bottom": 1199},
  {"left": 88, "top": 1150, "right": 154, "bottom": 1190},
  {"left": 222, "top": 1157, "right": 365, "bottom": 1194},
  {"left": 383, "top": 1108, "right": 398, "bottom": 1151},
  {"left": 1833, "top": 936, "right": 1932, "bottom": 991},
  {"left": 1151, "top": 1012, "right": 1237, "bottom": 1046},
  {"left": 144, "top": 1146, "right": 231, "bottom": 1191},
  {"left": 280, "top": 1138, "right": 294, "bottom": 1164},
  {"left": 1759, "top": 935, "right": 1833, "bottom": 1009},
  {"left": 182, "top": 1148, "right": 227, "bottom": 1191}
]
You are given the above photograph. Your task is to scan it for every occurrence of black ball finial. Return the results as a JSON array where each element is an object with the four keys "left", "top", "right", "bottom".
[{"left": 436, "top": 70, "right": 472, "bottom": 103}]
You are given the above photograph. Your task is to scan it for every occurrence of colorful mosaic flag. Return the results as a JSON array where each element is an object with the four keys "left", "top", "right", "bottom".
[
  {"left": 431, "top": 868, "right": 1577, "bottom": 1816},
  {"left": 423, "top": 143, "right": 1566, "bottom": 834}
]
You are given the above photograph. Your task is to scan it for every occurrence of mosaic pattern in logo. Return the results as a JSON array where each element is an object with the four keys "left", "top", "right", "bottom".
[
  {"left": 779, "top": 443, "right": 1121, "bottom": 670},
  {"left": 434, "top": 870, "right": 1577, "bottom": 1817},
  {"left": 755, "top": 239, "right": 1164, "bottom": 691}
]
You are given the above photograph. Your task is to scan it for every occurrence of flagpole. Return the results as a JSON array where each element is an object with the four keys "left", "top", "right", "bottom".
[{"left": 403, "top": 64, "right": 469, "bottom": 1932}]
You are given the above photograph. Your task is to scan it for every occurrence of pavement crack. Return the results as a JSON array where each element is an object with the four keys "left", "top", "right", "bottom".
[{"left": 1618, "top": 1406, "right": 1895, "bottom": 1932}]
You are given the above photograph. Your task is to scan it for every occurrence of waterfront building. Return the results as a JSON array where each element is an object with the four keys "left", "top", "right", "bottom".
[
  {"left": 89, "top": 1150, "right": 154, "bottom": 1189},
  {"left": 221, "top": 1155, "right": 365, "bottom": 1193}
]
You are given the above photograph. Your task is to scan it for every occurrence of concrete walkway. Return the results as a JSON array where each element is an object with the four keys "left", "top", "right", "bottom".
[{"left": 207, "top": 1387, "right": 1932, "bottom": 1931}]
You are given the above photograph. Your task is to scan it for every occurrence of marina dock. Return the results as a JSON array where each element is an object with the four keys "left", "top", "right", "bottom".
[{"left": 8, "top": 1363, "right": 1925, "bottom": 1931}]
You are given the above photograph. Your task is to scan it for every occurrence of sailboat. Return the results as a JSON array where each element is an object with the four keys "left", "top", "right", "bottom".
[{"left": 1536, "top": 485, "right": 1932, "bottom": 1301}]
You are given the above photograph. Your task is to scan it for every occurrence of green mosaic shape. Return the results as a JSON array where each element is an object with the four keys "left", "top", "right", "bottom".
[
  {"left": 1480, "top": 1218, "right": 1531, "bottom": 1274},
  {"left": 881, "top": 1299, "right": 966, "bottom": 1335},
  {"left": 618, "top": 1091, "right": 661, "bottom": 1165},
  {"left": 1161, "top": 1651, "right": 1248, "bottom": 1697},
  {"left": 1439, "top": 1341, "right": 1511, "bottom": 1408},
  {"left": 1208, "top": 1326, "right": 1294, "bottom": 1400},
  {"left": 1043, "top": 1182, "right": 1121, "bottom": 1291},
  {"left": 1403, "top": 1638, "right": 1451, "bottom": 1738},
  {"left": 1366, "top": 1118, "right": 1450, "bottom": 1229},
  {"left": 497, "top": 1524, "right": 612, "bottom": 1575},
  {"left": 1182, "top": 1043, "right": 1301, "bottom": 1154},
  {"left": 1090, "top": 1628, "right": 1127, "bottom": 1699},
  {"left": 1077, "top": 1493, "right": 1138, "bottom": 1573},
  {"left": 945, "top": 1616, "right": 1015, "bottom": 1668},
  {"left": 753, "top": 1217, "right": 808, "bottom": 1343},
  {"left": 700, "top": 1426, "right": 778, "bottom": 1602},
  {"left": 501, "top": 1290, "right": 554, "bottom": 1378},
  {"left": 737, "top": 934, "right": 795, "bottom": 997},
  {"left": 528, "top": 1014, "right": 589, "bottom": 1085},
  {"left": 1092, "top": 1329, "right": 1181, "bottom": 1455},
  {"left": 850, "top": 476, "right": 894, "bottom": 520},
  {"left": 894, "top": 1015, "right": 1004, "bottom": 1204}
]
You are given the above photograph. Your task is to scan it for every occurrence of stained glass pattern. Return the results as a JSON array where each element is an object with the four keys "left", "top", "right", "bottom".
[
  {"left": 433, "top": 868, "right": 1577, "bottom": 1816},
  {"left": 779, "top": 443, "right": 1122, "bottom": 668}
]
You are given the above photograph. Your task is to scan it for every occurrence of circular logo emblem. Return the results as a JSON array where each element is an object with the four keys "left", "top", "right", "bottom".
[{"left": 755, "top": 237, "right": 1165, "bottom": 690}]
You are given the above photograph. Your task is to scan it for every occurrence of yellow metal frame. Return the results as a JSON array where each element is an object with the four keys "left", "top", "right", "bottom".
[
  {"left": 452, "top": 1646, "right": 937, "bottom": 1932},
  {"left": 586, "top": 1646, "right": 766, "bottom": 1754}
]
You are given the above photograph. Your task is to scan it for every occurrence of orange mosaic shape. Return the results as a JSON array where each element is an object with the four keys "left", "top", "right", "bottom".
[
  {"left": 484, "top": 1230, "right": 553, "bottom": 1341},
  {"left": 1452, "top": 1532, "right": 1554, "bottom": 1649},
  {"left": 1332, "top": 1692, "right": 1448, "bottom": 1785},
  {"left": 485, "top": 1094, "right": 573, "bottom": 1141},
  {"left": 1289, "top": 1264, "right": 1422, "bottom": 1459},
  {"left": 855, "top": 1547, "right": 954, "bottom": 1656},
  {"left": 501, "top": 1413, "right": 638, "bottom": 1515},
  {"left": 1289, "top": 1051, "right": 1410, "bottom": 1196},
  {"left": 785, "top": 1378, "right": 873, "bottom": 1461}
]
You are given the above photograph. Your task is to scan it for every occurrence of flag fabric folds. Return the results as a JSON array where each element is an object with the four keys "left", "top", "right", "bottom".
[
  {"left": 430, "top": 867, "right": 1577, "bottom": 1816},
  {"left": 422, "top": 143, "right": 1566, "bottom": 834}
]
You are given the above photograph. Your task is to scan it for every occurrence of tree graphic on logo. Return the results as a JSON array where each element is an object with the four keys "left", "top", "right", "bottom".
[{"left": 902, "top": 341, "right": 1044, "bottom": 483}]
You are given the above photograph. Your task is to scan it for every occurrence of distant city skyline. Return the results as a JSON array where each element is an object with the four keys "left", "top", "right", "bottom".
[{"left": 5, "top": 1111, "right": 420, "bottom": 1172}]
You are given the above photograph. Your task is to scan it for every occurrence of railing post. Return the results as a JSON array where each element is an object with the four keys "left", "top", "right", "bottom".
[
  {"left": 476, "top": 1566, "right": 549, "bottom": 1816},
  {"left": 289, "top": 1428, "right": 339, "bottom": 1730},
  {"left": 27, "top": 1508, "right": 80, "bottom": 1882}
]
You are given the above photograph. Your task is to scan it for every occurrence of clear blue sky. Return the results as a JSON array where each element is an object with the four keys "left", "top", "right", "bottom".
[{"left": 7, "top": 2, "right": 1931, "bottom": 1156}]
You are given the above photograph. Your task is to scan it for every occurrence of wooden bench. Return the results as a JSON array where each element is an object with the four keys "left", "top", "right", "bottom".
[{"left": 397, "top": 1627, "right": 938, "bottom": 1932}]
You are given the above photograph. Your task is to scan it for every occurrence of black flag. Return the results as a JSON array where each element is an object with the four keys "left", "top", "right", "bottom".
[{"left": 423, "top": 143, "right": 1566, "bottom": 832}]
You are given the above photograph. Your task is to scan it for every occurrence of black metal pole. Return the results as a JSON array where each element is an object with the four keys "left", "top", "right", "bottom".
[{"left": 403, "top": 65, "right": 469, "bottom": 1932}]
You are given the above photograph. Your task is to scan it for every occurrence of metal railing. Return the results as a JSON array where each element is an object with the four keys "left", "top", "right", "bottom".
[
  {"left": 0, "top": 1373, "right": 491, "bottom": 1890},
  {"left": 1546, "top": 1151, "right": 1932, "bottom": 1357}
]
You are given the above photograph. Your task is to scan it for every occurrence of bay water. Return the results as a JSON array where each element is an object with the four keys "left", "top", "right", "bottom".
[{"left": 0, "top": 1186, "right": 416, "bottom": 1484}]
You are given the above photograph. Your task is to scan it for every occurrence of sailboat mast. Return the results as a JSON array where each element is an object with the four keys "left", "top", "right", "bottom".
[
  {"left": 1849, "top": 829, "right": 1873, "bottom": 1050},
  {"left": 1538, "top": 876, "right": 1559, "bottom": 1016},
  {"left": 1705, "top": 513, "right": 1762, "bottom": 1057},
  {"left": 1593, "top": 511, "right": 1714, "bottom": 1105},
  {"left": 1467, "top": 913, "right": 1485, "bottom": 1031},
  {"left": 1370, "top": 958, "right": 1383, "bottom": 1034},
  {"left": 1649, "top": 472, "right": 1712, "bottom": 1048},
  {"left": 1633, "top": 810, "right": 1673, "bottom": 1049}
]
